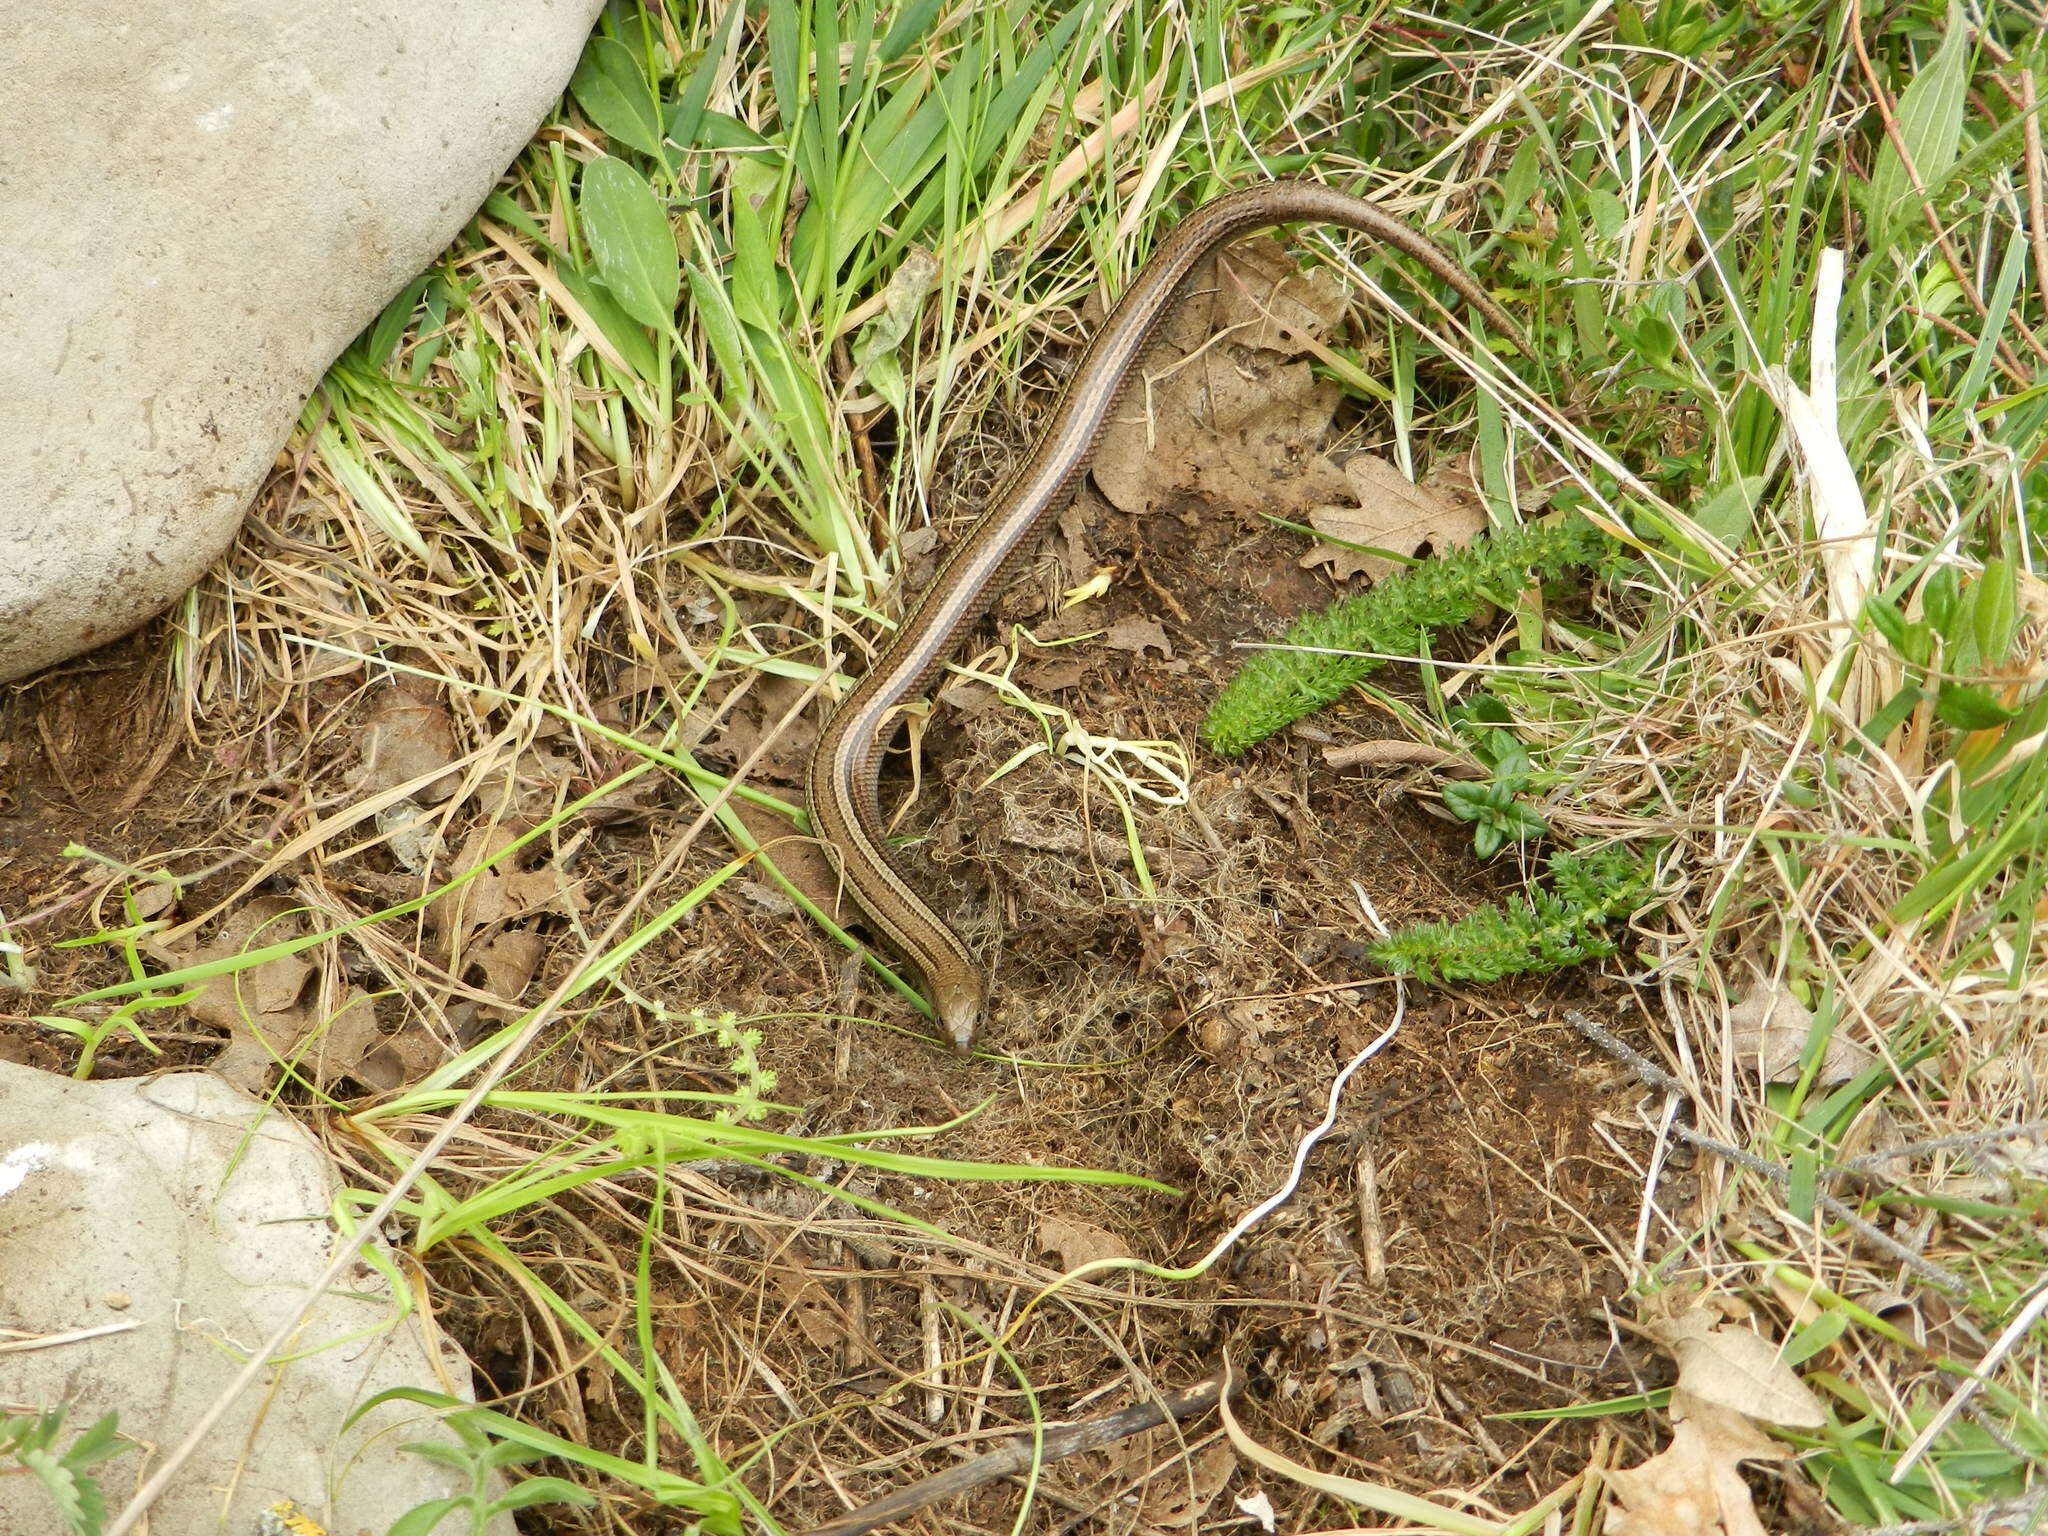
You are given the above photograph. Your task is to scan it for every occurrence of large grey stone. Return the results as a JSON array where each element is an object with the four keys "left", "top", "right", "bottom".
[
  {"left": 0, "top": 1, "right": 604, "bottom": 682},
  {"left": 0, "top": 1066, "right": 512, "bottom": 1534}
]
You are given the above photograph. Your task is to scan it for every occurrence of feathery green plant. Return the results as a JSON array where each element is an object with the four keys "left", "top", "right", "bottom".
[
  {"left": 1368, "top": 844, "right": 1656, "bottom": 985},
  {"left": 1200, "top": 519, "right": 1613, "bottom": 756}
]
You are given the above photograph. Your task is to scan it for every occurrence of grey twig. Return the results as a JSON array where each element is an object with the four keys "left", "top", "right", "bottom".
[
  {"left": 797, "top": 1374, "right": 1235, "bottom": 1536},
  {"left": 1563, "top": 1011, "right": 1970, "bottom": 1297}
]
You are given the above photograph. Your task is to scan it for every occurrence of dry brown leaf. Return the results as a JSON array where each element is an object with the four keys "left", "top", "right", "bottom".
[
  {"left": 1055, "top": 495, "right": 1095, "bottom": 583},
  {"left": 1014, "top": 655, "right": 1092, "bottom": 694},
  {"left": 1038, "top": 1212, "right": 1132, "bottom": 1269},
  {"left": 1104, "top": 616, "right": 1173, "bottom": 659},
  {"left": 764, "top": 1261, "right": 846, "bottom": 1348},
  {"left": 151, "top": 897, "right": 387, "bottom": 1092},
  {"left": 730, "top": 797, "right": 850, "bottom": 924},
  {"left": 129, "top": 882, "right": 177, "bottom": 921},
  {"left": 427, "top": 824, "right": 573, "bottom": 956},
  {"left": 357, "top": 683, "right": 462, "bottom": 804},
  {"left": 1226, "top": 998, "right": 1286, "bottom": 1037},
  {"left": 1298, "top": 455, "right": 1487, "bottom": 582},
  {"left": 206, "top": 987, "right": 380, "bottom": 1097},
  {"left": 1419, "top": 451, "right": 1550, "bottom": 517},
  {"left": 468, "top": 928, "right": 547, "bottom": 1005},
  {"left": 1651, "top": 1308, "right": 1826, "bottom": 1428},
  {"left": 2017, "top": 567, "right": 2048, "bottom": 626},
  {"left": 576, "top": 774, "right": 667, "bottom": 827},
  {"left": 163, "top": 895, "right": 311, "bottom": 1024},
  {"left": 701, "top": 674, "right": 819, "bottom": 784},
  {"left": 1091, "top": 241, "right": 1351, "bottom": 522},
  {"left": 376, "top": 800, "right": 438, "bottom": 874},
  {"left": 1604, "top": 1305, "right": 1823, "bottom": 1535},
  {"left": 1138, "top": 1441, "right": 1236, "bottom": 1527},
  {"left": 284, "top": 985, "right": 384, "bottom": 1091},
  {"left": 156, "top": 897, "right": 311, "bottom": 1087},
  {"left": 1605, "top": 1391, "right": 1788, "bottom": 1536},
  {"left": 351, "top": 1026, "right": 447, "bottom": 1095},
  {"left": 610, "top": 657, "right": 682, "bottom": 696},
  {"left": 1727, "top": 981, "right": 1875, "bottom": 1086},
  {"left": 1207, "top": 239, "right": 1348, "bottom": 353},
  {"left": 933, "top": 673, "right": 1003, "bottom": 717}
]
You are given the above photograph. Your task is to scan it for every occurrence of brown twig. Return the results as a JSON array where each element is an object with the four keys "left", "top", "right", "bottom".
[
  {"left": 1971, "top": 40, "right": 2048, "bottom": 326},
  {"left": 796, "top": 1373, "right": 1236, "bottom": 1536},
  {"left": 2020, "top": 70, "right": 2048, "bottom": 321},
  {"left": 1906, "top": 308, "right": 2033, "bottom": 392}
]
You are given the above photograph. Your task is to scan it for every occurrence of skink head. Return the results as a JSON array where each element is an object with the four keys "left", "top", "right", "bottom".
[{"left": 935, "top": 979, "right": 984, "bottom": 1053}]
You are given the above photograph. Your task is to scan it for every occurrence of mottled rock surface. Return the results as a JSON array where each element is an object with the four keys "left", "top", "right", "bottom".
[
  {"left": 0, "top": 0, "right": 603, "bottom": 682},
  {"left": 0, "top": 1066, "right": 510, "bottom": 1533}
]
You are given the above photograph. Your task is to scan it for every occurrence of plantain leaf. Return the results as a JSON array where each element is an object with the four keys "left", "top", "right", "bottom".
[
  {"left": 1865, "top": 5, "right": 1973, "bottom": 247},
  {"left": 579, "top": 156, "right": 680, "bottom": 330},
  {"left": 570, "top": 36, "right": 666, "bottom": 161}
]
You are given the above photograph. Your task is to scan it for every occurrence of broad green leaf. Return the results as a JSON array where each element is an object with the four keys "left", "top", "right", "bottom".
[
  {"left": 1935, "top": 684, "right": 2018, "bottom": 731},
  {"left": 1948, "top": 231, "right": 2027, "bottom": 418},
  {"left": 1628, "top": 312, "right": 1680, "bottom": 370},
  {"left": 853, "top": 249, "right": 938, "bottom": 416},
  {"left": 579, "top": 156, "right": 680, "bottom": 330},
  {"left": 19, "top": 1447, "right": 95, "bottom": 1536},
  {"left": 61, "top": 1413, "right": 125, "bottom": 1472},
  {"left": 726, "top": 155, "right": 783, "bottom": 329},
  {"left": 685, "top": 263, "right": 747, "bottom": 404},
  {"left": 763, "top": 0, "right": 826, "bottom": 201},
  {"left": 569, "top": 36, "right": 666, "bottom": 161},
  {"left": 479, "top": 190, "right": 545, "bottom": 244},
  {"left": 1692, "top": 474, "right": 1766, "bottom": 546},
  {"left": 554, "top": 261, "right": 659, "bottom": 380},
  {"left": 808, "top": 0, "right": 841, "bottom": 196},
  {"left": 492, "top": 1476, "right": 598, "bottom": 1512},
  {"left": 362, "top": 274, "right": 431, "bottom": 369},
  {"left": 1921, "top": 563, "right": 1961, "bottom": 632},
  {"left": 1587, "top": 185, "right": 1627, "bottom": 241},
  {"left": 1858, "top": 684, "right": 1924, "bottom": 748},
  {"left": 1498, "top": 138, "right": 1541, "bottom": 229},
  {"left": 1785, "top": 1310, "right": 1852, "bottom": 1364},
  {"left": 966, "top": 1, "right": 1090, "bottom": 171},
  {"left": 1865, "top": 6, "right": 1972, "bottom": 245},
  {"left": 836, "top": 1, "right": 1086, "bottom": 275},
  {"left": 478, "top": 1436, "right": 548, "bottom": 1473},
  {"left": 395, "top": 1440, "right": 472, "bottom": 1471},
  {"left": 680, "top": 109, "right": 773, "bottom": 152},
  {"left": 1968, "top": 558, "right": 2019, "bottom": 674}
]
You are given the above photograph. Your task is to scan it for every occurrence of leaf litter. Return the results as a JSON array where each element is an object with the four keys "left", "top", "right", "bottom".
[
  {"left": 145, "top": 895, "right": 383, "bottom": 1093},
  {"left": 1299, "top": 454, "right": 1490, "bottom": 582},
  {"left": 1603, "top": 1306, "right": 1826, "bottom": 1536}
]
